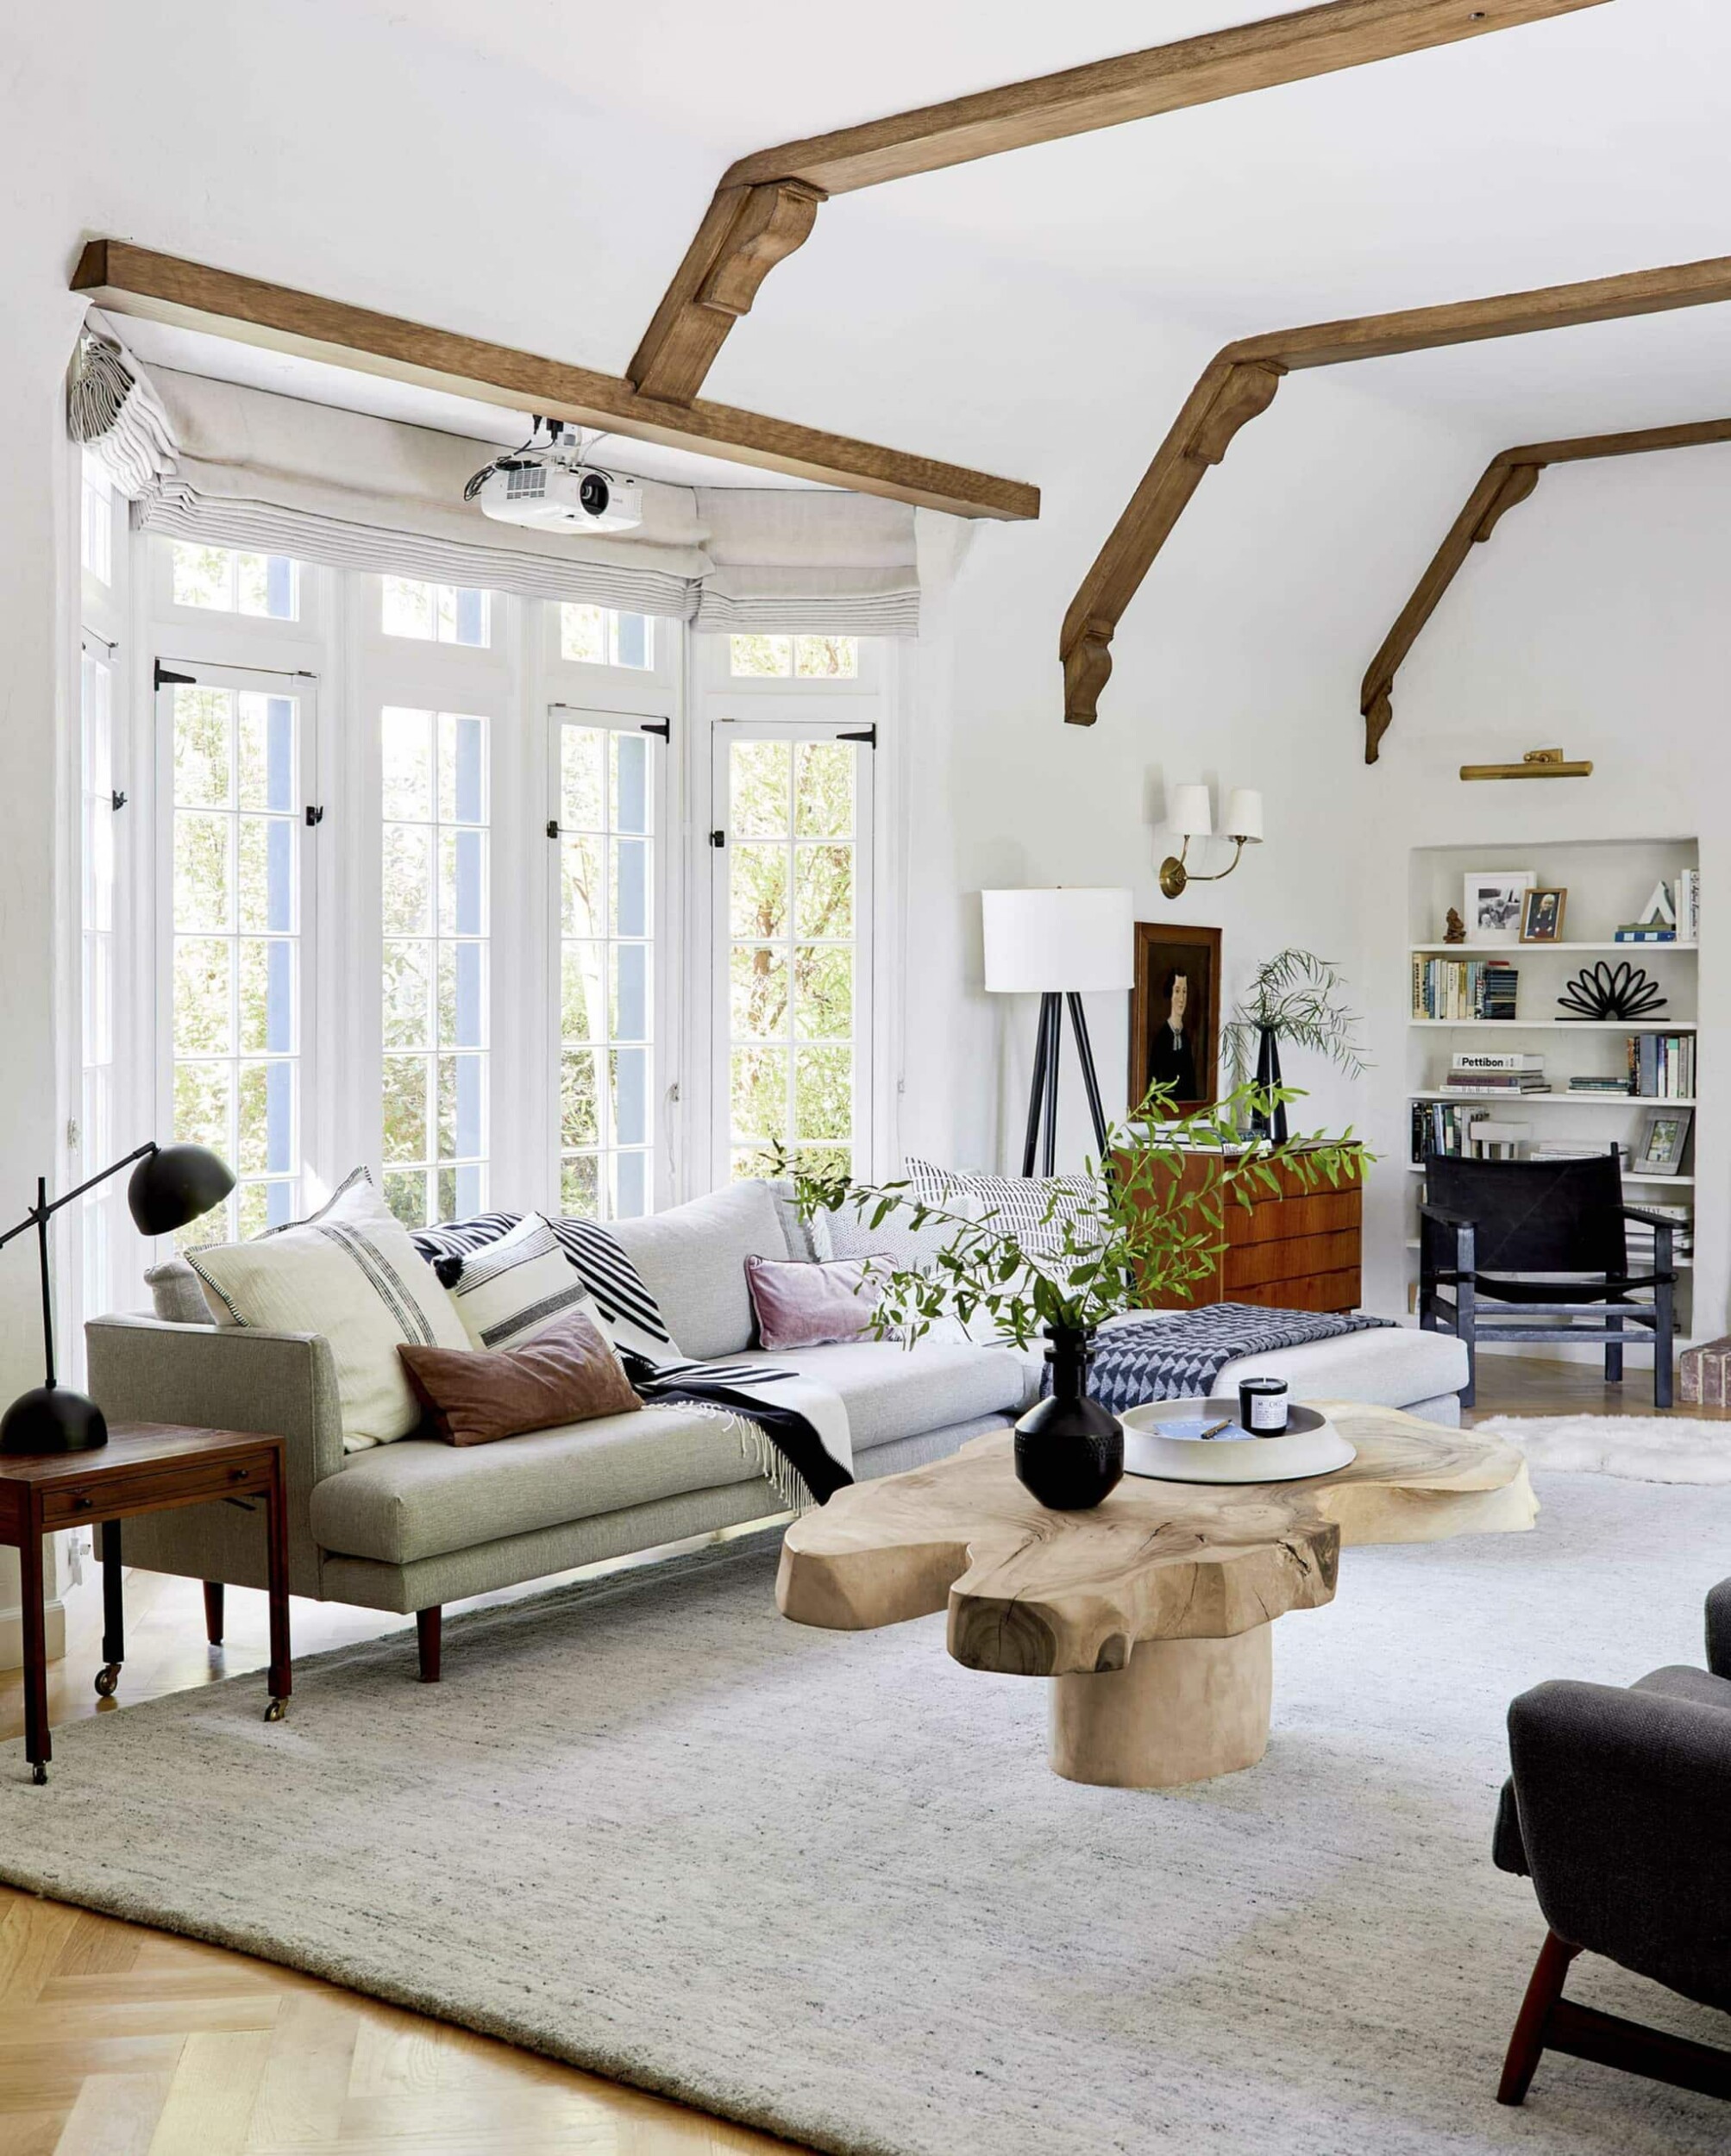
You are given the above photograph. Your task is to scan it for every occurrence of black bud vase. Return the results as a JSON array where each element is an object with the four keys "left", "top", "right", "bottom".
[
  {"left": 1014, "top": 1327, "right": 1123, "bottom": 1511},
  {"left": 1251, "top": 1025, "right": 1289, "bottom": 1144}
]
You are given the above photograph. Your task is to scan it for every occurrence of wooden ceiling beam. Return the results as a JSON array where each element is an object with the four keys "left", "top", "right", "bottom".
[
  {"left": 1063, "top": 249, "right": 1731, "bottom": 727},
  {"left": 630, "top": 0, "right": 1609, "bottom": 404},
  {"left": 72, "top": 241, "right": 1038, "bottom": 523},
  {"left": 1361, "top": 414, "right": 1731, "bottom": 759}
]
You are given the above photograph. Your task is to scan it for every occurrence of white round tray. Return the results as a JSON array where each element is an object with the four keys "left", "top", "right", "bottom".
[{"left": 1120, "top": 1398, "right": 1357, "bottom": 1484}]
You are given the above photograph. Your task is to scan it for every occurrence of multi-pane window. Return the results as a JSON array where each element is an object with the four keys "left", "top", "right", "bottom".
[
  {"left": 382, "top": 707, "right": 489, "bottom": 1226},
  {"left": 561, "top": 604, "right": 651, "bottom": 670},
  {"left": 80, "top": 647, "right": 118, "bottom": 1308},
  {"left": 724, "top": 736, "right": 864, "bottom": 1181},
  {"left": 171, "top": 542, "right": 298, "bottom": 620},
  {"left": 557, "top": 719, "right": 655, "bottom": 1219},
  {"left": 382, "top": 576, "right": 489, "bottom": 648},
  {"left": 729, "top": 635, "right": 857, "bottom": 680},
  {"left": 80, "top": 457, "right": 113, "bottom": 585},
  {"left": 167, "top": 680, "right": 304, "bottom": 1241}
]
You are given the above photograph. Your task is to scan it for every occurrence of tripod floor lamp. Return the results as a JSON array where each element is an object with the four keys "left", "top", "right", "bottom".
[
  {"left": 0, "top": 1141, "right": 234, "bottom": 1455},
  {"left": 982, "top": 888, "right": 1133, "bottom": 1175}
]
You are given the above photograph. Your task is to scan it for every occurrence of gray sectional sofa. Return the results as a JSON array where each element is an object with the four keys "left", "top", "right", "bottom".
[{"left": 85, "top": 1178, "right": 1468, "bottom": 1682}]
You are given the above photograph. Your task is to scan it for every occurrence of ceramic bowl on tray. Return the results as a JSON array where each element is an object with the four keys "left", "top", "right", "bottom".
[{"left": 1120, "top": 1398, "right": 1357, "bottom": 1484}]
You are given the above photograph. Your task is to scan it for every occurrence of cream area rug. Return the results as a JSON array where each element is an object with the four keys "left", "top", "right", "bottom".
[
  {"left": 1476, "top": 1414, "right": 1731, "bottom": 1482},
  {"left": 3, "top": 1476, "right": 1729, "bottom": 2156}
]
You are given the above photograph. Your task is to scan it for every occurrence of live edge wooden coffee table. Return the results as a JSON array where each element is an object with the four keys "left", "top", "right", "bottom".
[{"left": 778, "top": 1402, "right": 1534, "bottom": 1789}]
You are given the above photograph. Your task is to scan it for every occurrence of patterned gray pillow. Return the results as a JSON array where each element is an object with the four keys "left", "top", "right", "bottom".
[{"left": 144, "top": 1256, "right": 216, "bottom": 1326}]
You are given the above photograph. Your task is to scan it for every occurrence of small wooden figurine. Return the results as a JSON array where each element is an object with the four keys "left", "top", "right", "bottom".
[{"left": 1444, "top": 907, "right": 1466, "bottom": 945}]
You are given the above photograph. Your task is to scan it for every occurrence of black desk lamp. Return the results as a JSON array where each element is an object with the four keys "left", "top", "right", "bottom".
[{"left": 0, "top": 1142, "right": 235, "bottom": 1455}]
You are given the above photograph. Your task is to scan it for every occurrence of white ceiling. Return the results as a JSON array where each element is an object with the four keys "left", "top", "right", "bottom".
[{"left": 92, "top": 0, "right": 1731, "bottom": 494}]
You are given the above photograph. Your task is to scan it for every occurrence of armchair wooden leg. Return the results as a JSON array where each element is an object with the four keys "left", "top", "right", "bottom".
[
  {"left": 203, "top": 1581, "right": 224, "bottom": 1645},
  {"left": 1604, "top": 1305, "right": 1624, "bottom": 1385},
  {"left": 1499, "top": 1930, "right": 1580, "bottom": 2106},
  {"left": 417, "top": 1606, "right": 442, "bottom": 1683},
  {"left": 1654, "top": 1276, "right": 1676, "bottom": 1409}
]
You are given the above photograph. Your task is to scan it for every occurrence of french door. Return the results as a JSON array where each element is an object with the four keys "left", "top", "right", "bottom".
[
  {"left": 711, "top": 723, "right": 874, "bottom": 1184},
  {"left": 154, "top": 660, "right": 317, "bottom": 1242},
  {"left": 550, "top": 706, "right": 668, "bottom": 1219}
]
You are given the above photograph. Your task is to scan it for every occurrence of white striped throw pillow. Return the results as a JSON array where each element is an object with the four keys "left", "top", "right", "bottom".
[{"left": 442, "top": 1214, "right": 610, "bottom": 1354}]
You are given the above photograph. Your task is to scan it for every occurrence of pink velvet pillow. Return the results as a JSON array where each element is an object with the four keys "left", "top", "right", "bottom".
[{"left": 745, "top": 1254, "right": 887, "bottom": 1351}]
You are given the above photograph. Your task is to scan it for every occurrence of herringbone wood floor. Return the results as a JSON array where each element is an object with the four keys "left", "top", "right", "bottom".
[{"left": 0, "top": 1355, "right": 1716, "bottom": 2152}]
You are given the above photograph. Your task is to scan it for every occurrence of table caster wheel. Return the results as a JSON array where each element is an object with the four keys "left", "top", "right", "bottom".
[
  {"left": 30, "top": 1763, "right": 47, "bottom": 1786},
  {"left": 264, "top": 1697, "right": 287, "bottom": 1723},
  {"left": 94, "top": 1663, "right": 120, "bottom": 1699}
]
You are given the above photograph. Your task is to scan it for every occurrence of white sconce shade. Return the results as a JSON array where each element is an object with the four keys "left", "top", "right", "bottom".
[
  {"left": 981, "top": 887, "right": 1133, "bottom": 994},
  {"left": 1223, "top": 788, "right": 1264, "bottom": 842},
  {"left": 1169, "top": 784, "right": 1214, "bottom": 838}
]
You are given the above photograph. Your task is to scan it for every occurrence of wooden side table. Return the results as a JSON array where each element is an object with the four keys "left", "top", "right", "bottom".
[{"left": 0, "top": 1422, "right": 291, "bottom": 1784}]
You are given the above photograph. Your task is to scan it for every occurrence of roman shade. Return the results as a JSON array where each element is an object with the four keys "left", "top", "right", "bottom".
[{"left": 70, "top": 320, "right": 923, "bottom": 634}]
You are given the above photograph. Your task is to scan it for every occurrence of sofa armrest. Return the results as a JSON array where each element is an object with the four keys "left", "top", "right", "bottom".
[
  {"left": 85, "top": 1315, "right": 343, "bottom": 1595},
  {"left": 1707, "top": 1577, "right": 1731, "bottom": 1680},
  {"left": 1506, "top": 1678, "right": 1731, "bottom": 2003}
]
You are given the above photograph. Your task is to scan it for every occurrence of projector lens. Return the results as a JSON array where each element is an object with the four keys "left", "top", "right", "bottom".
[{"left": 579, "top": 472, "right": 610, "bottom": 517}]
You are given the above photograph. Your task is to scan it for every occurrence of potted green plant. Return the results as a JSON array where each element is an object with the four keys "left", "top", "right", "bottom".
[
  {"left": 1219, "top": 950, "right": 1368, "bottom": 1144},
  {"left": 791, "top": 1083, "right": 1365, "bottom": 1511}
]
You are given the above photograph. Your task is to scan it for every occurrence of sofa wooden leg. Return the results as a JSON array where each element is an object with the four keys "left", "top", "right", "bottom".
[
  {"left": 417, "top": 1606, "right": 442, "bottom": 1683},
  {"left": 203, "top": 1581, "right": 224, "bottom": 1645},
  {"left": 1499, "top": 1930, "right": 1579, "bottom": 2106}
]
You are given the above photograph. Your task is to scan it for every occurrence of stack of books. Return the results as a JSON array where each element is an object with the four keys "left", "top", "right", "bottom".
[
  {"left": 1531, "top": 1140, "right": 1629, "bottom": 1167},
  {"left": 1629, "top": 1032, "right": 1696, "bottom": 1099},
  {"left": 1444, "top": 1052, "right": 1549, "bottom": 1094},
  {"left": 1411, "top": 1100, "right": 1488, "bottom": 1162},
  {"left": 1411, "top": 956, "right": 1520, "bottom": 1020},
  {"left": 1615, "top": 869, "right": 1700, "bottom": 943},
  {"left": 1568, "top": 1074, "right": 1634, "bottom": 1097},
  {"left": 1625, "top": 1201, "right": 1693, "bottom": 1268}
]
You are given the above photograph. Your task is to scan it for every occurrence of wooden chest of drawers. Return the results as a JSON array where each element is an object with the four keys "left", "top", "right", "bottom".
[{"left": 1121, "top": 1150, "right": 1364, "bottom": 1314}]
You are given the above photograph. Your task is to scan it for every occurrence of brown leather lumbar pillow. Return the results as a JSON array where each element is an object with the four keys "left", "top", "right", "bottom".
[{"left": 398, "top": 1307, "right": 640, "bottom": 1446}]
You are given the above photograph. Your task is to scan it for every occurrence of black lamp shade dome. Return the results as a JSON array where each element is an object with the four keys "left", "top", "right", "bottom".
[{"left": 127, "top": 1143, "right": 235, "bottom": 1238}]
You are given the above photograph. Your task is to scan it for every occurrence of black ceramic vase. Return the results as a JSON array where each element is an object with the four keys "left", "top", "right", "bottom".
[
  {"left": 1250, "top": 1025, "right": 1289, "bottom": 1143},
  {"left": 1013, "top": 1327, "right": 1123, "bottom": 1511}
]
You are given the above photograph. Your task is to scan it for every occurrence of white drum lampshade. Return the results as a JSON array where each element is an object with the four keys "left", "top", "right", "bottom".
[
  {"left": 1223, "top": 788, "right": 1264, "bottom": 842},
  {"left": 1169, "top": 784, "right": 1214, "bottom": 838},
  {"left": 981, "top": 887, "right": 1133, "bottom": 995}
]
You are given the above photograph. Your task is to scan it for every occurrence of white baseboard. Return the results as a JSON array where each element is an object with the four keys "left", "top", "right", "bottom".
[{"left": 0, "top": 1601, "right": 69, "bottom": 1669}]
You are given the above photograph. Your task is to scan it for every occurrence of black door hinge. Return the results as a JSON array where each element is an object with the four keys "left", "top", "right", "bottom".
[
  {"left": 838, "top": 725, "right": 877, "bottom": 748},
  {"left": 110, "top": 790, "right": 127, "bottom": 812},
  {"left": 547, "top": 819, "right": 561, "bottom": 840},
  {"left": 639, "top": 718, "right": 670, "bottom": 740},
  {"left": 304, "top": 805, "right": 324, "bottom": 827},
  {"left": 154, "top": 661, "right": 195, "bottom": 691},
  {"left": 709, "top": 829, "right": 726, "bottom": 849}
]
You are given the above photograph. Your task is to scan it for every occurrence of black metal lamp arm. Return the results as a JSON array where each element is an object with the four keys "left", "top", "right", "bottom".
[{"left": 0, "top": 1144, "right": 159, "bottom": 1389}]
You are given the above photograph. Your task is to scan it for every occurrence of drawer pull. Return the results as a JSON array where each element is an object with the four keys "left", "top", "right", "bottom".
[
  {"left": 71, "top": 1495, "right": 94, "bottom": 1514},
  {"left": 229, "top": 1466, "right": 251, "bottom": 1483}
]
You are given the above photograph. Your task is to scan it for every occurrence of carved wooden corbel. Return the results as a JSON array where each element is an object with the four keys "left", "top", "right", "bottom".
[{"left": 629, "top": 180, "right": 825, "bottom": 405}]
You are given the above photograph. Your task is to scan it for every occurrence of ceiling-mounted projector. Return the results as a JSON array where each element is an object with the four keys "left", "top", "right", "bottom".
[{"left": 464, "top": 419, "right": 643, "bottom": 534}]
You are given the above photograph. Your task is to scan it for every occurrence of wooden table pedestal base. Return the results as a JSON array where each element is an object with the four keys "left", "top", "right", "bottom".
[{"left": 1050, "top": 1626, "right": 1272, "bottom": 1789}]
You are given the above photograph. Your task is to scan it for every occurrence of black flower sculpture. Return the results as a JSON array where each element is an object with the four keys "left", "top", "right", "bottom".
[{"left": 1557, "top": 961, "right": 1667, "bottom": 1021}]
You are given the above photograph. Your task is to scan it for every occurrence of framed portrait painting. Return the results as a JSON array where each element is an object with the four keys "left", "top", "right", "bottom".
[{"left": 1129, "top": 924, "right": 1221, "bottom": 1118}]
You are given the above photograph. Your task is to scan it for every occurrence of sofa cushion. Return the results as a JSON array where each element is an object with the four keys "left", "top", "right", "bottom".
[
  {"left": 1215, "top": 1324, "right": 1469, "bottom": 1407},
  {"left": 712, "top": 1338, "right": 1040, "bottom": 1453},
  {"left": 607, "top": 1181, "right": 788, "bottom": 1360},
  {"left": 309, "top": 1402, "right": 764, "bottom": 1566}
]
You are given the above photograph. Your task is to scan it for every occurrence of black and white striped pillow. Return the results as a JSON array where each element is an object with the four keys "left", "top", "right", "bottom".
[{"left": 413, "top": 1208, "right": 677, "bottom": 1362}]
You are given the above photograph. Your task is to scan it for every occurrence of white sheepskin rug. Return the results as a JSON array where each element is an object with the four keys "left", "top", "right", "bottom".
[{"left": 1475, "top": 1413, "right": 1731, "bottom": 1483}]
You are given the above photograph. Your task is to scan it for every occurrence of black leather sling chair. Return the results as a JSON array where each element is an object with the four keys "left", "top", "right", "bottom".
[
  {"left": 1419, "top": 1152, "right": 1677, "bottom": 1409},
  {"left": 1493, "top": 1575, "right": 1731, "bottom": 2105}
]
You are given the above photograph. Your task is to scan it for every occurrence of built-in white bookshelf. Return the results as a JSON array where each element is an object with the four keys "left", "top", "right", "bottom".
[{"left": 1405, "top": 837, "right": 1700, "bottom": 1334}]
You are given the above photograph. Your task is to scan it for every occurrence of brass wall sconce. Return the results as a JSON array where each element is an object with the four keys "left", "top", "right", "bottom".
[
  {"left": 1159, "top": 785, "right": 1263, "bottom": 900},
  {"left": 1459, "top": 747, "right": 1594, "bottom": 781}
]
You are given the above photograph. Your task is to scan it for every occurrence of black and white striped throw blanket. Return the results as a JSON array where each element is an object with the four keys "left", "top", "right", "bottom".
[
  {"left": 413, "top": 1212, "right": 853, "bottom": 1508},
  {"left": 1054, "top": 1306, "right": 1393, "bottom": 1415}
]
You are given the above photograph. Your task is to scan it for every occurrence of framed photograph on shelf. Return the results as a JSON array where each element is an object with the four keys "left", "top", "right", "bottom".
[
  {"left": 1635, "top": 1107, "right": 1693, "bottom": 1178},
  {"left": 1520, "top": 887, "right": 1568, "bottom": 943},
  {"left": 1462, "top": 869, "right": 1535, "bottom": 946},
  {"left": 1129, "top": 923, "right": 1220, "bottom": 1118}
]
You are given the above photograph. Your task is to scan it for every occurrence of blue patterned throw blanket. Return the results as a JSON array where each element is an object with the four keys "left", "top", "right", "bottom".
[{"left": 1056, "top": 1306, "right": 1394, "bottom": 1415}]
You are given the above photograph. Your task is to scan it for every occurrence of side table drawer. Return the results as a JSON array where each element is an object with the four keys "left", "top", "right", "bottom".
[{"left": 41, "top": 1452, "right": 273, "bottom": 1526}]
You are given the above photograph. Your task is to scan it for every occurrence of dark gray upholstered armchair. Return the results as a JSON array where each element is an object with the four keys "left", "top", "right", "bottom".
[
  {"left": 1492, "top": 1575, "right": 1731, "bottom": 2106},
  {"left": 1420, "top": 1152, "right": 1676, "bottom": 1408}
]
